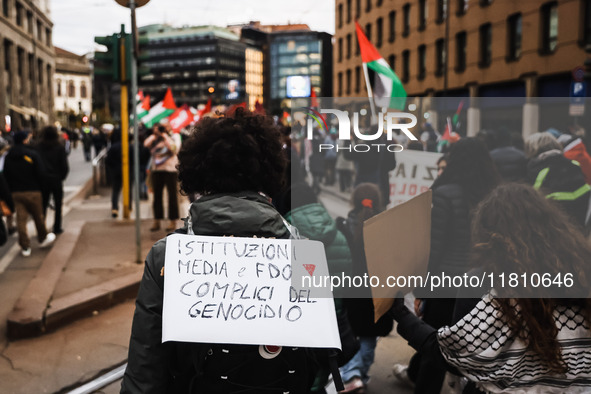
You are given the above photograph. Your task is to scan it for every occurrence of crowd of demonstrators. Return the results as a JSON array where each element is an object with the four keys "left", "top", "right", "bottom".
[
  {"left": 390, "top": 183, "right": 591, "bottom": 394},
  {"left": 336, "top": 183, "right": 394, "bottom": 393},
  {"left": 144, "top": 124, "right": 180, "bottom": 232},
  {"left": 2, "top": 130, "right": 56, "bottom": 256}
]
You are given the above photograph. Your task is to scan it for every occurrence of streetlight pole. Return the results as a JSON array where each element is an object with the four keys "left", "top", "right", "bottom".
[
  {"left": 115, "top": 0, "right": 149, "bottom": 264},
  {"left": 130, "top": 0, "right": 142, "bottom": 264}
]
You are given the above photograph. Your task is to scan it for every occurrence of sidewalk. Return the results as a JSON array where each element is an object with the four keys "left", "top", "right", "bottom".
[{"left": 0, "top": 185, "right": 189, "bottom": 394}]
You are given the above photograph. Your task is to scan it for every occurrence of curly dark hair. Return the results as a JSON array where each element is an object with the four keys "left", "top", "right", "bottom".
[
  {"left": 472, "top": 183, "right": 591, "bottom": 373},
  {"left": 432, "top": 137, "right": 501, "bottom": 208},
  {"left": 177, "top": 108, "right": 287, "bottom": 196}
]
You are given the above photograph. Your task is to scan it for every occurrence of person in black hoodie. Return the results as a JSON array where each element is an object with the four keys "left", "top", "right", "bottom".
[
  {"left": 404, "top": 138, "right": 500, "bottom": 394},
  {"left": 3, "top": 130, "right": 55, "bottom": 256},
  {"left": 36, "top": 126, "right": 69, "bottom": 234},
  {"left": 488, "top": 129, "right": 527, "bottom": 183}
]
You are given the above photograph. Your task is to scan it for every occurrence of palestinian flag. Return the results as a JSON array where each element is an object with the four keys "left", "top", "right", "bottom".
[
  {"left": 168, "top": 105, "right": 194, "bottom": 132},
  {"left": 355, "top": 21, "right": 406, "bottom": 110},
  {"left": 141, "top": 88, "right": 176, "bottom": 128},
  {"left": 136, "top": 94, "right": 150, "bottom": 120}
]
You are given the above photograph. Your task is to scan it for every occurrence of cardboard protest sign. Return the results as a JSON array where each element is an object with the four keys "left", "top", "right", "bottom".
[
  {"left": 162, "top": 234, "right": 341, "bottom": 349},
  {"left": 389, "top": 150, "right": 441, "bottom": 207},
  {"left": 364, "top": 191, "right": 432, "bottom": 321}
]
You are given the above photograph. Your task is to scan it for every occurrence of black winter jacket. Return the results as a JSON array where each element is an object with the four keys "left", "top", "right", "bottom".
[
  {"left": 121, "top": 192, "right": 316, "bottom": 394},
  {"left": 35, "top": 142, "right": 69, "bottom": 181},
  {"left": 3, "top": 144, "right": 45, "bottom": 192},
  {"left": 417, "top": 183, "right": 471, "bottom": 298},
  {"left": 489, "top": 146, "right": 527, "bottom": 183}
]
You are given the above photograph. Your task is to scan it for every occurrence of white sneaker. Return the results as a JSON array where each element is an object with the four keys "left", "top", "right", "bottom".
[
  {"left": 39, "top": 232, "right": 56, "bottom": 248},
  {"left": 21, "top": 248, "right": 32, "bottom": 257},
  {"left": 392, "top": 363, "right": 414, "bottom": 388}
]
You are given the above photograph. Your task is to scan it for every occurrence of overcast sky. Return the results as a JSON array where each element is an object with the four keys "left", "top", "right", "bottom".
[{"left": 50, "top": 0, "right": 335, "bottom": 55}]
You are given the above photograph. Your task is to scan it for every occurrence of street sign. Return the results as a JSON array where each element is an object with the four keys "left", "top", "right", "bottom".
[
  {"left": 115, "top": 0, "right": 150, "bottom": 8},
  {"left": 570, "top": 81, "right": 587, "bottom": 104},
  {"left": 573, "top": 66, "right": 585, "bottom": 83},
  {"left": 569, "top": 104, "right": 585, "bottom": 116}
]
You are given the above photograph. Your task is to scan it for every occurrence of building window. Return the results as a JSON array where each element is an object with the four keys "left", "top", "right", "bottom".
[
  {"left": 346, "top": 34, "right": 352, "bottom": 58},
  {"left": 2, "top": 0, "right": 8, "bottom": 18},
  {"left": 402, "top": 50, "right": 410, "bottom": 82},
  {"left": 436, "top": 0, "right": 447, "bottom": 23},
  {"left": 46, "top": 28, "right": 51, "bottom": 46},
  {"left": 17, "top": 47, "right": 24, "bottom": 79},
  {"left": 376, "top": 17, "right": 383, "bottom": 47},
  {"left": 338, "top": 72, "right": 343, "bottom": 96},
  {"left": 56, "top": 79, "right": 62, "bottom": 97},
  {"left": 37, "top": 20, "right": 42, "bottom": 41},
  {"left": 80, "top": 82, "right": 87, "bottom": 98},
  {"left": 435, "top": 38, "right": 445, "bottom": 76},
  {"left": 15, "top": 1, "right": 22, "bottom": 26},
  {"left": 338, "top": 38, "right": 343, "bottom": 62},
  {"left": 457, "top": 0, "right": 468, "bottom": 15},
  {"left": 455, "top": 31, "right": 467, "bottom": 72},
  {"left": 388, "top": 54, "right": 396, "bottom": 70},
  {"left": 346, "top": 69, "right": 352, "bottom": 95},
  {"left": 338, "top": 3, "right": 343, "bottom": 28},
  {"left": 356, "top": 0, "right": 361, "bottom": 17},
  {"left": 480, "top": 0, "right": 492, "bottom": 6},
  {"left": 419, "top": 0, "right": 428, "bottom": 31},
  {"left": 68, "top": 80, "right": 75, "bottom": 98},
  {"left": 403, "top": 4, "right": 411, "bottom": 37},
  {"left": 355, "top": 66, "right": 361, "bottom": 93},
  {"left": 27, "top": 11, "right": 33, "bottom": 34},
  {"left": 28, "top": 53, "right": 34, "bottom": 81},
  {"left": 389, "top": 11, "right": 396, "bottom": 42},
  {"left": 585, "top": 0, "right": 591, "bottom": 46},
  {"left": 37, "top": 59, "right": 42, "bottom": 84},
  {"left": 365, "top": 23, "right": 372, "bottom": 42},
  {"left": 347, "top": 0, "right": 352, "bottom": 22},
  {"left": 540, "top": 2, "right": 558, "bottom": 53},
  {"left": 507, "top": 13, "right": 522, "bottom": 60},
  {"left": 4, "top": 40, "right": 12, "bottom": 72},
  {"left": 366, "top": 0, "right": 371, "bottom": 13},
  {"left": 479, "top": 23, "right": 492, "bottom": 67},
  {"left": 418, "top": 45, "right": 426, "bottom": 80}
]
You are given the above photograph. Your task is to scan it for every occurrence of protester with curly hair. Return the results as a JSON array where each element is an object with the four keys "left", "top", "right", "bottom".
[
  {"left": 121, "top": 109, "right": 318, "bottom": 394},
  {"left": 390, "top": 183, "right": 591, "bottom": 393}
]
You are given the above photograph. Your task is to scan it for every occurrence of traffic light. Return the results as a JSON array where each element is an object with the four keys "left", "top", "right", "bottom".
[{"left": 94, "top": 34, "right": 120, "bottom": 81}]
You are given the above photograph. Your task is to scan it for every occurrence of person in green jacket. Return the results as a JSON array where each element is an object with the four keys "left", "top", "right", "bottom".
[{"left": 281, "top": 181, "right": 354, "bottom": 394}]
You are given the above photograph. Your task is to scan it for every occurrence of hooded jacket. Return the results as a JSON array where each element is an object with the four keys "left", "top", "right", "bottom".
[
  {"left": 121, "top": 192, "right": 317, "bottom": 394},
  {"left": 526, "top": 150, "right": 590, "bottom": 229},
  {"left": 3, "top": 144, "right": 45, "bottom": 192}
]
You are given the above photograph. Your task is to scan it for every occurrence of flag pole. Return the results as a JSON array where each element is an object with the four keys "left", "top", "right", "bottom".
[{"left": 362, "top": 63, "right": 378, "bottom": 123}]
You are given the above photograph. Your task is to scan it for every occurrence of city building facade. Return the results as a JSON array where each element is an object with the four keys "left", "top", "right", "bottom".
[
  {"left": 138, "top": 24, "right": 246, "bottom": 108},
  {"left": 0, "top": 0, "right": 55, "bottom": 131},
  {"left": 334, "top": 0, "right": 591, "bottom": 135},
  {"left": 54, "top": 47, "right": 92, "bottom": 126}
]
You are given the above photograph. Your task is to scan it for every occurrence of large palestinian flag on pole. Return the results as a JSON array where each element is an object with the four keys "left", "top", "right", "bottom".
[
  {"left": 141, "top": 88, "right": 177, "bottom": 128},
  {"left": 355, "top": 21, "right": 406, "bottom": 110}
]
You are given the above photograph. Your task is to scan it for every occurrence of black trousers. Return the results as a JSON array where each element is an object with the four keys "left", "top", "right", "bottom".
[
  {"left": 42, "top": 178, "right": 64, "bottom": 233},
  {"left": 407, "top": 298, "right": 456, "bottom": 394},
  {"left": 151, "top": 171, "right": 179, "bottom": 220}
]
